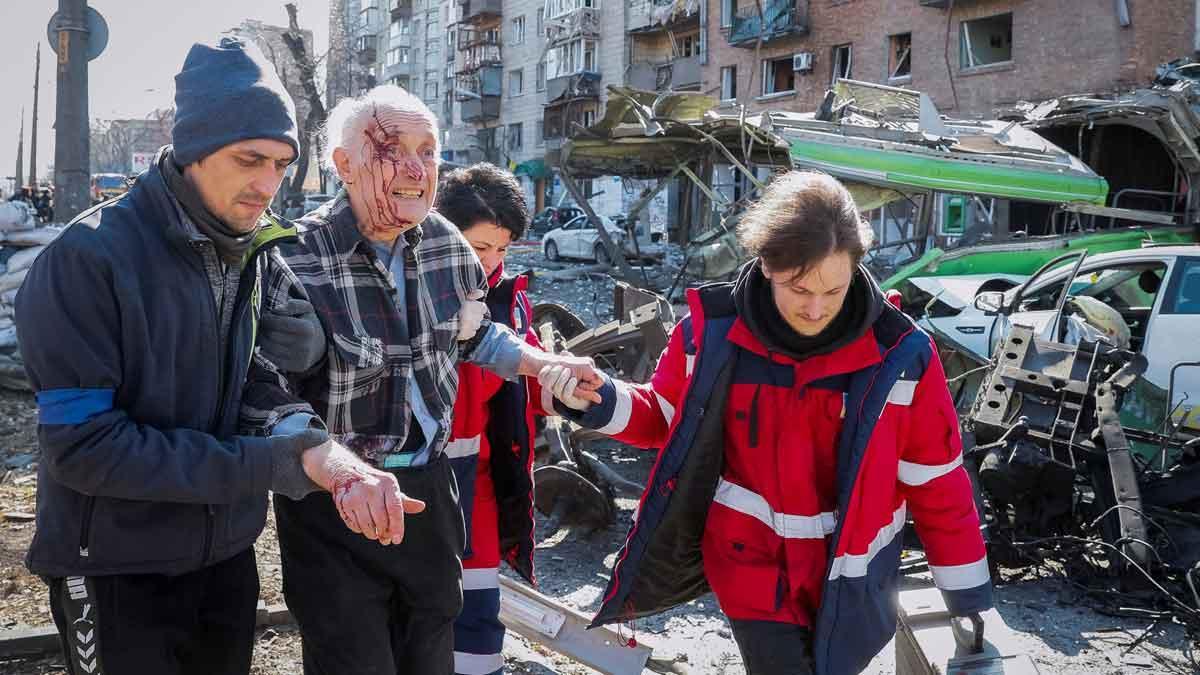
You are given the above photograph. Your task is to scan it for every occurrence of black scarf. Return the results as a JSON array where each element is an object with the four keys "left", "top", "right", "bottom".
[
  {"left": 732, "top": 259, "right": 883, "bottom": 361},
  {"left": 160, "top": 150, "right": 259, "bottom": 266}
]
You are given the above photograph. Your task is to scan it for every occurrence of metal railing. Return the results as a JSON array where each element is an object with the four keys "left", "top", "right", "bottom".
[{"left": 727, "top": 0, "right": 808, "bottom": 47}]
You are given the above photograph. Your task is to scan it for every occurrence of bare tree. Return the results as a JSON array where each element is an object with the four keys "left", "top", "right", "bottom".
[
  {"left": 89, "top": 109, "right": 173, "bottom": 174},
  {"left": 283, "top": 2, "right": 329, "bottom": 196}
]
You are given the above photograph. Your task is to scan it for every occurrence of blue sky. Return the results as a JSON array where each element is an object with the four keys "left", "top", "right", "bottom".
[{"left": 0, "top": 0, "right": 331, "bottom": 186}]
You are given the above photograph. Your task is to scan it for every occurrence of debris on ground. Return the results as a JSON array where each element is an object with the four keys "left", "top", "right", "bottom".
[{"left": 963, "top": 324, "right": 1200, "bottom": 653}]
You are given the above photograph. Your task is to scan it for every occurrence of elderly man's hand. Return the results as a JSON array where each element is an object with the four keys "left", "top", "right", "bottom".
[
  {"left": 519, "top": 351, "right": 602, "bottom": 405},
  {"left": 300, "top": 442, "right": 426, "bottom": 545},
  {"left": 457, "top": 289, "right": 488, "bottom": 341}
]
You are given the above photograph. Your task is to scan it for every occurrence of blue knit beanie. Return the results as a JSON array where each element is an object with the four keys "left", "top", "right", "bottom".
[{"left": 172, "top": 36, "right": 299, "bottom": 166}]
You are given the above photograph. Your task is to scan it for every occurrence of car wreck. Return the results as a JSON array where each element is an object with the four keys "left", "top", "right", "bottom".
[{"left": 963, "top": 321, "right": 1200, "bottom": 630}]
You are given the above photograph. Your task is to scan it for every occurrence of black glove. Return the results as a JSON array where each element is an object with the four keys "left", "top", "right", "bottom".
[
  {"left": 268, "top": 425, "right": 328, "bottom": 501},
  {"left": 259, "top": 298, "right": 327, "bottom": 373}
]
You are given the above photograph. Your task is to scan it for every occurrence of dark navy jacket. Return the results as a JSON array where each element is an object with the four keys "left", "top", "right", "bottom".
[{"left": 15, "top": 160, "right": 304, "bottom": 577}]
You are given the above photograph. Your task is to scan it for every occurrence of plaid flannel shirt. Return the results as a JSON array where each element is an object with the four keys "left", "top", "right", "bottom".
[{"left": 241, "top": 191, "right": 494, "bottom": 465}]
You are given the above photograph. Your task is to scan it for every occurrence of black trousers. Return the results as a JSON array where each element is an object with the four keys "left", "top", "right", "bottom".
[
  {"left": 47, "top": 548, "right": 259, "bottom": 675},
  {"left": 275, "top": 456, "right": 466, "bottom": 675},
  {"left": 729, "top": 619, "right": 817, "bottom": 675}
]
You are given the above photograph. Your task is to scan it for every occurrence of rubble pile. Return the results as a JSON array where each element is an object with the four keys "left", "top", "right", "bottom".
[
  {"left": 964, "top": 326, "right": 1200, "bottom": 634},
  {"left": 0, "top": 201, "right": 62, "bottom": 392}
]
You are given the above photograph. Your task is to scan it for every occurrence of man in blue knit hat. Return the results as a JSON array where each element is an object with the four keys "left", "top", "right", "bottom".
[{"left": 15, "top": 36, "right": 415, "bottom": 675}]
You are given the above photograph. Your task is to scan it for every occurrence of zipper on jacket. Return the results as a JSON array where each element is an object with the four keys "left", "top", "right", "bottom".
[
  {"left": 78, "top": 496, "right": 96, "bottom": 558},
  {"left": 747, "top": 384, "right": 762, "bottom": 448},
  {"left": 202, "top": 504, "right": 215, "bottom": 564}
]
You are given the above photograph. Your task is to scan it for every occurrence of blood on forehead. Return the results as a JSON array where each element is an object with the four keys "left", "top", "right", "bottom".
[{"left": 363, "top": 106, "right": 437, "bottom": 151}]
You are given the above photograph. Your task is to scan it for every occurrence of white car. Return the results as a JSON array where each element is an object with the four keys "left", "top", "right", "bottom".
[
  {"left": 542, "top": 214, "right": 665, "bottom": 263},
  {"left": 918, "top": 245, "right": 1200, "bottom": 434}
]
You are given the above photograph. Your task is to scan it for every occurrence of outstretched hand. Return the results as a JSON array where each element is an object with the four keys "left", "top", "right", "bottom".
[{"left": 300, "top": 442, "right": 426, "bottom": 545}]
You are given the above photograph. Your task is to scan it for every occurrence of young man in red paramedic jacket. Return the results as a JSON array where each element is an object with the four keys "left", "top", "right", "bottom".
[{"left": 538, "top": 171, "right": 992, "bottom": 675}]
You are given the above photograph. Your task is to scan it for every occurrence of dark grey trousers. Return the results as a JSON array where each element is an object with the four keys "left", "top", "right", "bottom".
[
  {"left": 729, "top": 619, "right": 817, "bottom": 675},
  {"left": 275, "top": 456, "right": 466, "bottom": 675}
]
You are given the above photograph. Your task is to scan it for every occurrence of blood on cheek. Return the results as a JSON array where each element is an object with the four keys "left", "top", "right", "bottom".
[{"left": 356, "top": 111, "right": 435, "bottom": 236}]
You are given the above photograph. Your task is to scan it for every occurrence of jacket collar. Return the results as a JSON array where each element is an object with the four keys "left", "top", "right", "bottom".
[{"left": 725, "top": 315, "right": 882, "bottom": 388}]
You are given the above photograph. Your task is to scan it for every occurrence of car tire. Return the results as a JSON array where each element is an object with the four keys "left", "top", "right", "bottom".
[
  {"left": 594, "top": 243, "right": 610, "bottom": 265},
  {"left": 545, "top": 240, "right": 560, "bottom": 262}
]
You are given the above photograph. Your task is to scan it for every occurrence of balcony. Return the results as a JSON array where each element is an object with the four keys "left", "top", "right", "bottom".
[
  {"left": 456, "top": 65, "right": 502, "bottom": 123},
  {"left": 727, "top": 0, "right": 809, "bottom": 48},
  {"left": 628, "top": 55, "right": 701, "bottom": 91},
  {"left": 545, "top": 7, "right": 600, "bottom": 44},
  {"left": 460, "top": 96, "right": 501, "bottom": 123},
  {"left": 390, "top": 0, "right": 413, "bottom": 21},
  {"left": 457, "top": 26, "right": 500, "bottom": 51},
  {"left": 628, "top": 0, "right": 700, "bottom": 34},
  {"left": 455, "top": 65, "right": 502, "bottom": 100},
  {"left": 355, "top": 34, "right": 379, "bottom": 66},
  {"left": 460, "top": 0, "right": 502, "bottom": 24},
  {"left": 542, "top": 99, "right": 599, "bottom": 144},
  {"left": 545, "top": 70, "right": 601, "bottom": 104},
  {"left": 456, "top": 27, "right": 502, "bottom": 73},
  {"left": 383, "top": 60, "right": 414, "bottom": 83}
]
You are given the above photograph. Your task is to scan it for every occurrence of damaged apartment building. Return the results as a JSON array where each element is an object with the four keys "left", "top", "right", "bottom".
[{"left": 330, "top": 0, "right": 1200, "bottom": 236}]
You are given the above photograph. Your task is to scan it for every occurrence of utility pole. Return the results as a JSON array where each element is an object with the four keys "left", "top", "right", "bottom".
[
  {"left": 53, "top": 0, "right": 91, "bottom": 222},
  {"left": 30, "top": 44, "right": 41, "bottom": 189},
  {"left": 15, "top": 109, "right": 25, "bottom": 191}
]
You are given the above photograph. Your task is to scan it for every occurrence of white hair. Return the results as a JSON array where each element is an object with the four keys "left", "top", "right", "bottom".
[{"left": 320, "top": 84, "right": 442, "bottom": 172}]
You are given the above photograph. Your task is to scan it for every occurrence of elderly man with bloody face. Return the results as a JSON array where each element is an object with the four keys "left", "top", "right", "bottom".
[{"left": 259, "top": 86, "right": 601, "bottom": 674}]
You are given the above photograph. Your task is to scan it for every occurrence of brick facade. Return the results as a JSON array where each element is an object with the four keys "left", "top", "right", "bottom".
[{"left": 703, "top": 0, "right": 1197, "bottom": 118}]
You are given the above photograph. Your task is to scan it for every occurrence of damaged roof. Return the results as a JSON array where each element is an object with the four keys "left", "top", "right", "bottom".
[
  {"left": 555, "top": 87, "right": 790, "bottom": 180},
  {"left": 558, "top": 81, "right": 1109, "bottom": 205}
]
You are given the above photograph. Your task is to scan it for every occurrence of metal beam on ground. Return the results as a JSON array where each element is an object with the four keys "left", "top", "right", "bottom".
[{"left": 498, "top": 575, "right": 656, "bottom": 675}]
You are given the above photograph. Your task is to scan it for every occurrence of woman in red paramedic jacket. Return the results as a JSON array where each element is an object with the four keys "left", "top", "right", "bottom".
[
  {"left": 435, "top": 164, "right": 550, "bottom": 675},
  {"left": 538, "top": 171, "right": 992, "bottom": 675}
]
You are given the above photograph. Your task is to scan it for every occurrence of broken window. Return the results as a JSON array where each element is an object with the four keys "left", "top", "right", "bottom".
[
  {"left": 719, "top": 0, "right": 735, "bottom": 28},
  {"left": 960, "top": 13, "right": 1012, "bottom": 69},
  {"left": 889, "top": 33, "right": 911, "bottom": 79},
  {"left": 583, "top": 41, "right": 596, "bottom": 71},
  {"left": 546, "top": 0, "right": 599, "bottom": 21},
  {"left": 762, "top": 57, "right": 794, "bottom": 96},
  {"left": 676, "top": 32, "right": 699, "bottom": 58},
  {"left": 721, "top": 65, "right": 737, "bottom": 101},
  {"left": 548, "top": 39, "right": 597, "bottom": 78},
  {"left": 831, "top": 43, "right": 852, "bottom": 85}
]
